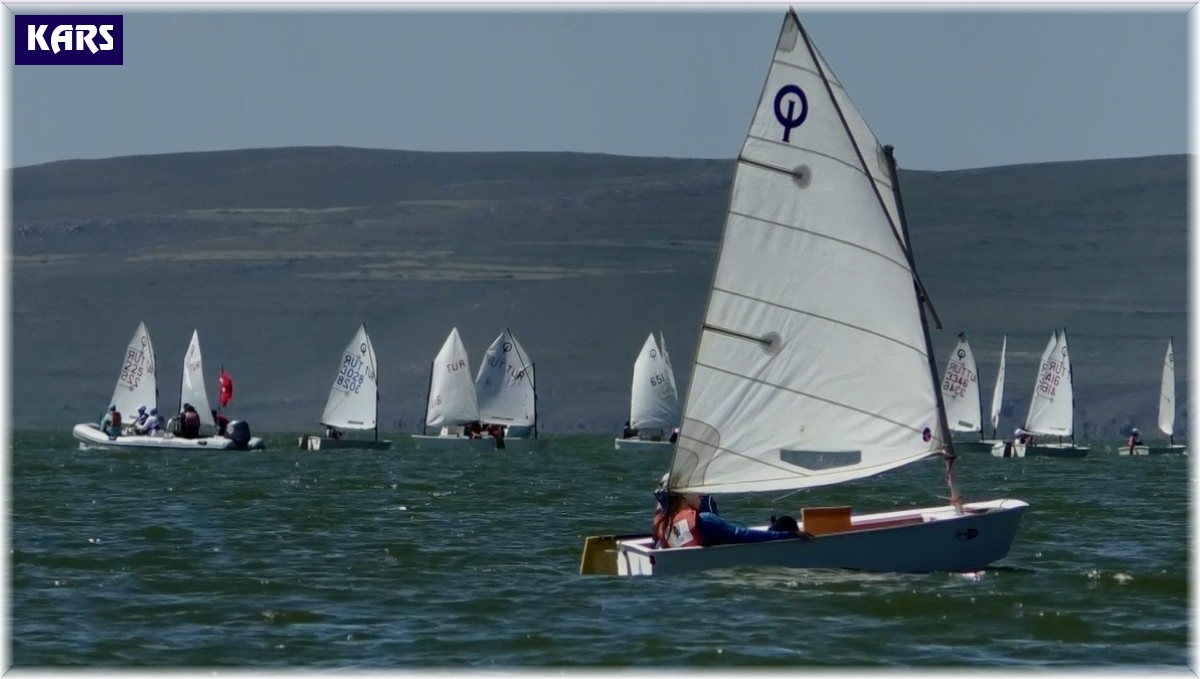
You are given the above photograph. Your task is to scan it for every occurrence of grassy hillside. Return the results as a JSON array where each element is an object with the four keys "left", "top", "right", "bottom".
[{"left": 11, "top": 147, "right": 1188, "bottom": 440}]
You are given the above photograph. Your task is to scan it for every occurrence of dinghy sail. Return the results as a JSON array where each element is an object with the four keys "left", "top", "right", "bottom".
[
  {"left": 475, "top": 328, "right": 537, "bottom": 437},
  {"left": 582, "top": 8, "right": 1027, "bottom": 576},
  {"left": 989, "top": 334, "right": 1007, "bottom": 439},
  {"left": 180, "top": 330, "right": 215, "bottom": 428},
  {"left": 110, "top": 321, "right": 158, "bottom": 423},
  {"left": 616, "top": 332, "right": 682, "bottom": 451},
  {"left": 424, "top": 327, "right": 480, "bottom": 433},
  {"left": 1158, "top": 338, "right": 1177, "bottom": 443},
  {"left": 942, "top": 333, "right": 982, "bottom": 436}
]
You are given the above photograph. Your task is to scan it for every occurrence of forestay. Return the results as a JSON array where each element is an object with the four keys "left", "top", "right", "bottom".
[
  {"left": 180, "top": 330, "right": 215, "bottom": 427},
  {"left": 941, "top": 333, "right": 981, "bottom": 433},
  {"left": 669, "top": 13, "right": 943, "bottom": 495},
  {"left": 110, "top": 321, "right": 157, "bottom": 422},
  {"left": 1158, "top": 339, "right": 1175, "bottom": 437},
  {"left": 475, "top": 329, "right": 536, "bottom": 426},
  {"left": 321, "top": 324, "right": 379, "bottom": 430},
  {"left": 425, "top": 328, "right": 480, "bottom": 429},
  {"left": 1024, "top": 331, "right": 1073, "bottom": 436},
  {"left": 990, "top": 335, "right": 1007, "bottom": 434},
  {"left": 630, "top": 333, "right": 681, "bottom": 432}
]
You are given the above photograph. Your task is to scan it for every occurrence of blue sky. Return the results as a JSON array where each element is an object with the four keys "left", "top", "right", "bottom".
[{"left": 8, "top": 5, "right": 1190, "bottom": 171}]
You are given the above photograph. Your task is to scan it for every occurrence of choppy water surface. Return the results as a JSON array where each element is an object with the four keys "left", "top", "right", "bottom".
[{"left": 9, "top": 431, "right": 1190, "bottom": 668}]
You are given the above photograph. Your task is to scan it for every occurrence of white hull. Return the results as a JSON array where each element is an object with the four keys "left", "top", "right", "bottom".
[
  {"left": 585, "top": 499, "right": 1028, "bottom": 577},
  {"left": 298, "top": 435, "right": 393, "bottom": 451},
  {"left": 409, "top": 434, "right": 546, "bottom": 452},
  {"left": 1119, "top": 444, "right": 1188, "bottom": 456},
  {"left": 72, "top": 423, "right": 265, "bottom": 451},
  {"left": 990, "top": 441, "right": 1089, "bottom": 458},
  {"left": 613, "top": 438, "right": 672, "bottom": 452},
  {"left": 951, "top": 439, "right": 1001, "bottom": 455}
]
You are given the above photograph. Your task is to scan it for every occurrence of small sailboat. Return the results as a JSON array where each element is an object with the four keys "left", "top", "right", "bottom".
[
  {"left": 940, "top": 333, "right": 993, "bottom": 454},
  {"left": 992, "top": 330, "right": 1088, "bottom": 458},
  {"left": 411, "top": 328, "right": 494, "bottom": 451},
  {"left": 615, "top": 332, "right": 681, "bottom": 452},
  {"left": 988, "top": 334, "right": 1008, "bottom": 442},
  {"left": 474, "top": 328, "right": 545, "bottom": 451},
  {"left": 299, "top": 324, "right": 392, "bottom": 451},
  {"left": 1121, "top": 338, "right": 1187, "bottom": 456},
  {"left": 580, "top": 9, "right": 1026, "bottom": 577},
  {"left": 74, "top": 328, "right": 264, "bottom": 451}
]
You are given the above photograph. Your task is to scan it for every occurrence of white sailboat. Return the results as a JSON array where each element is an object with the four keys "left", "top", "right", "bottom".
[
  {"left": 473, "top": 328, "right": 545, "bottom": 451},
  {"left": 1121, "top": 338, "right": 1187, "bottom": 456},
  {"left": 411, "top": 328, "right": 495, "bottom": 452},
  {"left": 299, "top": 324, "right": 392, "bottom": 450},
  {"left": 992, "top": 330, "right": 1088, "bottom": 458},
  {"left": 580, "top": 9, "right": 1027, "bottom": 577},
  {"left": 74, "top": 327, "right": 264, "bottom": 451},
  {"left": 989, "top": 334, "right": 1008, "bottom": 440},
  {"left": 615, "top": 332, "right": 681, "bottom": 452},
  {"left": 941, "top": 333, "right": 993, "bottom": 454}
]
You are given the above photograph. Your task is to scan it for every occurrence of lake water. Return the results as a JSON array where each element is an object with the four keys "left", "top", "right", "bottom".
[{"left": 8, "top": 431, "right": 1190, "bottom": 669}]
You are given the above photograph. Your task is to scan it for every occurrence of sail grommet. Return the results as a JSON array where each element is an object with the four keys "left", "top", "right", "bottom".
[
  {"left": 761, "top": 332, "right": 783, "bottom": 356},
  {"left": 791, "top": 165, "right": 812, "bottom": 189}
]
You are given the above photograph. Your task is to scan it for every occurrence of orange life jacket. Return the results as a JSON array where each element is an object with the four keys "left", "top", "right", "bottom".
[{"left": 653, "top": 504, "right": 701, "bottom": 549}]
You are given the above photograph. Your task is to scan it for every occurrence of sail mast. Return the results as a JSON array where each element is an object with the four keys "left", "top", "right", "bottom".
[
  {"left": 882, "top": 145, "right": 961, "bottom": 510},
  {"left": 1064, "top": 327, "right": 1075, "bottom": 446}
]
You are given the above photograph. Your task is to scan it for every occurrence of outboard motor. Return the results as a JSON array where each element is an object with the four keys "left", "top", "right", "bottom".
[{"left": 227, "top": 420, "right": 252, "bottom": 451}]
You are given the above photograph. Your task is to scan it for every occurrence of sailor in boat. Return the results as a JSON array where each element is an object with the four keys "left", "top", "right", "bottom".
[
  {"left": 622, "top": 421, "right": 639, "bottom": 439},
  {"left": 212, "top": 410, "right": 231, "bottom": 437},
  {"left": 177, "top": 404, "right": 202, "bottom": 439},
  {"left": 669, "top": 427, "right": 679, "bottom": 444},
  {"left": 324, "top": 425, "right": 343, "bottom": 440},
  {"left": 135, "top": 408, "right": 162, "bottom": 436},
  {"left": 465, "top": 422, "right": 484, "bottom": 439},
  {"left": 651, "top": 474, "right": 809, "bottom": 548},
  {"left": 130, "top": 405, "right": 149, "bottom": 433},
  {"left": 1126, "top": 427, "right": 1143, "bottom": 452},
  {"left": 100, "top": 405, "right": 122, "bottom": 437}
]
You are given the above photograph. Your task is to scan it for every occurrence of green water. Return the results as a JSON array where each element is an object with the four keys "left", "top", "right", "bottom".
[{"left": 8, "top": 431, "right": 1190, "bottom": 668}]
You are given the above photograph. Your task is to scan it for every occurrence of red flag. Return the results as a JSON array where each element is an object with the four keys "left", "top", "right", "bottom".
[{"left": 219, "top": 368, "right": 234, "bottom": 408}]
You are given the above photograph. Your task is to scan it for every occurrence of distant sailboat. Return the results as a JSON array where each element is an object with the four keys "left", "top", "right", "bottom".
[
  {"left": 299, "top": 324, "right": 392, "bottom": 451},
  {"left": 473, "top": 328, "right": 545, "bottom": 450},
  {"left": 74, "top": 327, "right": 264, "bottom": 451},
  {"left": 1121, "top": 338, "right": 1187, "bottom": 456},
  {"left": 411, "top": 327, "right": 494, "bottom": 452},
  {"left": 992, "top": 330, "right": 1088, "bottom": 458},
  {"left": 615, "top": 332, "right": 680, "bottom": 452},
  {"left": 580, "top": 8, "right": 1026, "bottom": 577},
  {"left": 941, "top": 333, "right": 992, "bottom": 454}
]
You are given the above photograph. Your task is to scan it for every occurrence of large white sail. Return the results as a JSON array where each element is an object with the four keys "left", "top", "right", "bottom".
[
  {"left": 1024, "top": 330, "right": 1073, "bottom": 436},
  {"left": 425, "top": 328, "right": 479, "bottom": 429},
  {"left": 630, "top": 333, "right": 681, "bottom": 433},
  {"left": 941, "top": 333, "right": 981, "bottom": 433},
  {"left": 180, "top": 330, "right": 215, "bottom": 427},
  {"left": 1158, "top": 338, "right": 1175, "bottom": 437},
  {"left": 989, "top": 334, "right": 1007, "bottom": 434},
  {"left": 109, "top": 321, "right": 157, "bottom": 422},
  {"left": 669, "top": 12, "right": 943, "bottom": 495},
  {"left": 475, "top": 328, "right": 536, "bottom": 427},
  {"left": 320, "top": 324, "right": 379, "bottom": 431}
]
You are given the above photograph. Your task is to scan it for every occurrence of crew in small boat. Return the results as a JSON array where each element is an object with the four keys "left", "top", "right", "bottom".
[
  {"left": 132, "top": 405, "right": 150, "bottom": 432},
  {"left": 212, "top": 410, "right": 231, "bottom": 437},
  {"left": 622, "top": 421, "right": 639, "bottom": 439},
  {"left": 465, "top": 421, "right": 483, "bottom": 439},
  {"left": 325, "top": 425, "right": 343, "bottom": 440},
  {"left": 669, "top": 427, "right": 680, "bottom": 444},
  {"left": 136, "top": 408, "right": 162, "bottom": 436},
  {"left": 1126, "top": 428, "right": 1143, "bottom": 450},
  {"left": 100, "top": 405, "right": 122, "bottom": 437},
  {"left": 1014, "top": 427, "right": 1034, "bottom": 446},
  {"left": 177, "top": 403, "right": 202, "bottom": 439},
  {"left": 651, "top": 473, "right": 809, "bottom": 548}
]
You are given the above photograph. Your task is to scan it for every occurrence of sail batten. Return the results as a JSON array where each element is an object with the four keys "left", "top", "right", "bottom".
[{"left": 727, "top": 210, "right": 910, "bottom": 271}]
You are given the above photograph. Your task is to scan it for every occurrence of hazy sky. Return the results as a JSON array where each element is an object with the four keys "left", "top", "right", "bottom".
[{"left": 8, "top": 5, "right": 1190, "bottom": 171}]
